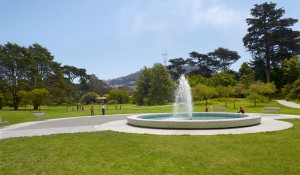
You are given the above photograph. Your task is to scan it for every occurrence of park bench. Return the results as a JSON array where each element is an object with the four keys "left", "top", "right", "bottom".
[
  {"left": 33, "top": 113, "right": 46, "bottom": 118},
  {"left": 0, "top": 117, "right": 9, "bottom": 126},
  {"left": 213, "top": 107, "right": 226, "bottom": 112},
  {"left": 263, "top": 107, "right": 280, "bottom": 111}
]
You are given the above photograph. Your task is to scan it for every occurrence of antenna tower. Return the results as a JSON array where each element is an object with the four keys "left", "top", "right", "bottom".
[{"left": 161, "top": 49, "right": 168, "bottom": 65}]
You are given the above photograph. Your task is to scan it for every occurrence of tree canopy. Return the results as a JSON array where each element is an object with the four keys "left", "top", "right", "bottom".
[{"left": 243, "top": 2, "right": 300, "bottom": 83}]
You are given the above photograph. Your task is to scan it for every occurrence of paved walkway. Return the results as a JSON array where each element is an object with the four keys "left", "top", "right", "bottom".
[
  {"left": 0, "top": 115, "right": 129, "bottom": 139},
  {"left": 1, "top": 113, "right": 300, "bottom": 139},
  {"left": 275, "top": 100, "right": 300, "bottom": 109},
  {"left": 1, "top": 99, "right": 299, "bottom": 139}
]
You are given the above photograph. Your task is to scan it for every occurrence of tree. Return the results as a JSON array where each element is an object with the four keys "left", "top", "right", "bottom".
[
  {"left": 192, "top": 84, "right": 217, "bottom": 104},
  {"left": 80, "top": 92, "right": 100, "bottom": 105},
  {"left": 30, "top": 88, "right": 50, "bottom": 111},
  {"left": 249, "top": 57, "right": 267, "bottom": 82},
  {"left": 238, "top": 62, "right": 255, "bottom": 87},
  {"left": 187, "top": 52, "right": 217, "bottom": 77},
  {"left": 281, "top": 56, "right": 300, "bottom": 100},
  {"left": 215, "top": 86, "right": 235, "bottom": 107},
  {"left": 167, "top": 58, "right": 187, "bottom": 80},
  {"left": 282, "top": 79, "right": 300, "bottom": 100},
  {"left": 135, "top": 64, "right": 173, "bottom": 105},
  {"left": 18, "top": 90, "right": 32, "bottom": 111},
  {"left": 108, "top": 89, "right": 129, "bottom": 104},
  {"left": 283, "top": 56, "right": 300, "bottom": 84},
  {"left": 0, "top": 92, "right": 3, "bottom": 110},
  {"left": 244, "top": 81, "right": 276, "bottom": 106},
  {"left": 187, "top": 75, "right": 208, "bottom": 87},
  {"left": 243, "top": 2, "right": 300, "bottom": 82},
  {"left": 28, "top": 43, "right": 55, "bottom": 88},
  {"left": 208, "top": 47, "right": 240, "bottom": 72},
  {"left": 87, "top": 74, "right": 111, "bottom": 96},
  {"left": 0, "top": 43, "right": 31, "bottom": 110},
  {"left": 148, "top": 63, "right": 173, "bottom": 105},
  {"left": 209, "top": 72, "right": 237, "bottom": 87},
  {"left": 46, "top": 63, "right": 71, "bottom": 104},
  {"left": 135, "top": 67, "right": 152, "bottom": 105}
]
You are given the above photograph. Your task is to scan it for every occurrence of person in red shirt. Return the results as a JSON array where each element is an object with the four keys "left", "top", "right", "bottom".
[{"left": 238, "top": 107, "right": 245, "bottom": 114}]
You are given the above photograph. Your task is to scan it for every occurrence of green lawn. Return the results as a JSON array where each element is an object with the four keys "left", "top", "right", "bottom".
[
  {"left": 1, "top": 98, "right": 300, "bottom": 125},
  {"left": 1, "top": 99, "right": 300, "bottom": 174},
  {"left": 1, "top": 119, "right": 300, "bottom": 174}
]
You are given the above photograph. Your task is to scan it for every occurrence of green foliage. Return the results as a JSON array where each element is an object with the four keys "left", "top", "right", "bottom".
[
  {"left": 209, "top": 72, "right": 237, "bottom": 87},
  {"left": 136, "top": 64, "right": 173, "bottom": 105},
  {"left": 238, "top": 62, "right": 254, "bottom": 87},
  {"left": 192, "top": 84, "right": 217, "bottom": 104},
  {"left": 167, "top": 57, "right": 187, "bottom": 80},
  {"left": 188, "top": 51, "right": 217, "bottom": 77},
  {"left": 283, "top": 56, "right": 300, "bottom": 84},
  {"left": 0, "top": 91, "right": 3, "bottom": 109},
  {"left": 233, "top": 84, "right": 246, "bottom": 98},
  {"left": 135, "top": 67, "right": 152, "bottom": 105},
  {"left": 30, "top": 88, "right": 50, "bottom": 111},
  {"left": 244, "top": 81, "right": 276, "bottom": 106},
  {"left": 80, "top": 92, "right": 100, "bottom": 105},
  {"left": 187, "top": 75, "right": 207, "bottom": 87},
  {"left": 18, "top": 90, "right": 32, "bottom": 111},
  {"left": 216, "top": 86, "right": 235, "bottom": 107},
  {"left": 108, "top": 89, "right": 129, "bottom": 104},
  {"left": 148, "top": 64, "right": 173, "bottom": 105},
  {"left": 243, "top": 2, "right": 300, "bottom": 82},
  {"left": 282, "top": 79, "right": 300, "bottom": 100},
  {"left": 87, "top": 74, "right": 111, "bottom": 96},
  {"left": 208, "top": 47, "right": 240, "bottom": 72}
]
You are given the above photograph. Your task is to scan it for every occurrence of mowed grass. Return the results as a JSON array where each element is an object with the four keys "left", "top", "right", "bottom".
[
  {"left": 1, "top": 98, "right": 299, "bottom": 125},
  {"left": 0, "top": 119, "right": 300, "bottom": 174}
]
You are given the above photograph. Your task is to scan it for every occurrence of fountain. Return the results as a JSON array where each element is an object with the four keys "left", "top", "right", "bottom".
[
  {"left": 127, "top": 75, "right": 261, "bottom": 129},
  {"left": 173, "top": 75, "right": 193, "bottom": 120}
]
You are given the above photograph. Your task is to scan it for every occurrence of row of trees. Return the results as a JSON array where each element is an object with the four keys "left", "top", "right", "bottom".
[
  {"left": 167, "top": 47, "right": 240, "bottom": 80},
  {"left": 167, "top": 2, "right": 300, "bottom": 90},
  {"left": 0, "top": 43, "right": 111, "bottom": 110},
  {"left": 136, "top": 3, "right": 300, "bottom": 107}
]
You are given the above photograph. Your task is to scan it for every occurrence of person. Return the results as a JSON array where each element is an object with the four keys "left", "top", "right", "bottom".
[
  {"left": 205, "top": 104, "right": 208, "bottom": 112},
  {"left": 102, "top": 105, "right": 105, "bottom": 115},
  {"left": 238, "top": 107, "right": 245, "bottom": 114},
  {"left": 90, "top": 106, "right": 94, "bottom": 116}
]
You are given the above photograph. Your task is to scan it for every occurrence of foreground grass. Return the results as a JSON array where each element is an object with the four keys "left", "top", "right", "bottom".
[
  {"left": 1, "top": 98, "right": 299, "bottom": 125},
  {"left": 1, "top": 119, "right": 300, "bottom": 174}
]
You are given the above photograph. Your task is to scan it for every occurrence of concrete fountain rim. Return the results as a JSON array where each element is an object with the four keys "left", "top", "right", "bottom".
[{"left": 127, "top": 112, "right": 262, "bottom": 129}]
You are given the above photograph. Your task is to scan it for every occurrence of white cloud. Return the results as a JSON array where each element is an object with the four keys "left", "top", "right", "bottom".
[
  {"left": 118, "top": 0, "right": 244, "bottom": 37},
  {"left": 171, "top": 0, "right": 243, "bottom": 29}
]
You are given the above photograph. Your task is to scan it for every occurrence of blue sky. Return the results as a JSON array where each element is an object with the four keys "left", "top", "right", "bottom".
[{"left": 1, "top": 0, "right": 300, "bottom": 80}]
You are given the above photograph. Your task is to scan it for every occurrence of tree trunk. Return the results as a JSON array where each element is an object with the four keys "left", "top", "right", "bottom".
[
  {"left": 13, "top": 95, "right": 19, "bottom": 110},
  {"left": 265, "top": 44, "right": 272, "bottom": 82},
  {"left": 265, "top": 68, "right": 271, "bottom": 83},
  {"left": 33, "top": 103, "right": 39, "bottom": 110}
]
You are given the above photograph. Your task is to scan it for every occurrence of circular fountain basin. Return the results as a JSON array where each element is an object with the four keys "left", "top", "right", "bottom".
[{"left": 127, "top": 112, "right": 261, "bottom": 129}]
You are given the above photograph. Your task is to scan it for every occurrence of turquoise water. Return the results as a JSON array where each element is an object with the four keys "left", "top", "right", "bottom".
[{"left": 139, "top": 113, "right": 247, "bottom": 120}]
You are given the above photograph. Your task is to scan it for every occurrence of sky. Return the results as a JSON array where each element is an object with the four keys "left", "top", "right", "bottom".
[{"left": 1, "top": 0, "right": 300, "bottom": 80}]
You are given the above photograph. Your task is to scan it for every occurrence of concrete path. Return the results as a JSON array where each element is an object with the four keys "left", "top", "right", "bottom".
[
  {"left": 1, "top": 113, "right": 300, "bottom": 139},
  {"left": 0, "top": 115, "right": 129, "bottom": 140},
  {"left": 275, "top": 100, "right": 300, "bottom": 109}
]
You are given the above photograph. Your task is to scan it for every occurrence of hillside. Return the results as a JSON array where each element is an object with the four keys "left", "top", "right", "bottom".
[{"left": 106, "top": 71, "right": 140, "bottom": 87}]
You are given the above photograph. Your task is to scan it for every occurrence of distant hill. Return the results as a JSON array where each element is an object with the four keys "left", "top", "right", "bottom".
[{"left": 106, "top": 71, "right": 140, "bottom": 88}]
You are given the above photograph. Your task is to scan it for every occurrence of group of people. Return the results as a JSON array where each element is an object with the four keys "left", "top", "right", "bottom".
[
  {"left": 204, "top": 104, "right": 245, "bottom": 114},
  {"left": 90, "top": 105, "right": 106, "bottom": 115}
]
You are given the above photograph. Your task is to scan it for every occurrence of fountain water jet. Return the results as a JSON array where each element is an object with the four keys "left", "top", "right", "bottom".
[{"left": 173, "top": 75, "right": 193, "bottom": 120}]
